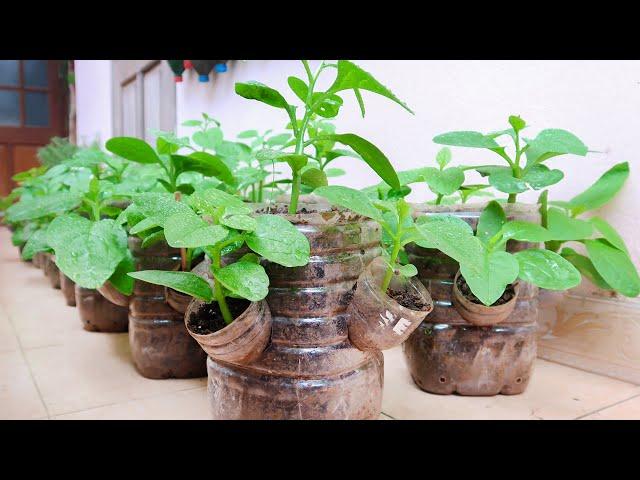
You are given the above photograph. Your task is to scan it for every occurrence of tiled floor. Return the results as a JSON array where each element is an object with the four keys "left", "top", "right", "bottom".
[{"left": 2, "top": 227, "right": 639, "bottom": 420}]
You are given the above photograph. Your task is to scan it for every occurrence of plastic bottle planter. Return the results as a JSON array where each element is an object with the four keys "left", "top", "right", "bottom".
[
  {"left": 60, "top": 272, "right": 77, "bottom": 307},
  {"left": 205, "top": 204, "right": 384, "bottom": 420},
  {"left": 125, "top": 237, "right": 206, "bottom": 379},
  {"left": 32, "top": 251, "right": 45, "bottom": 269},
  {"left": 402, "top": 203, "right": 539, "bottom": 396},
  {"left": 186, "top": 299, "right": 272, "bottom": 365},
  {"left": 75, "top": 285, "right": 129, "bottom": 332},
  {"left": 451, "top": 270, "right": 519, "bottom": 326},
  {"left": 43, "top": 253, "right": 61, "bottom": 289},
  {"left": 167, "top": 60, "right": 185, "bottom": 83},
  {"left": 190, "top": 60, "right": 216, "bottom": 82},
  {"left": 347, "top": 256, "right": 433, "bottom": 351}
]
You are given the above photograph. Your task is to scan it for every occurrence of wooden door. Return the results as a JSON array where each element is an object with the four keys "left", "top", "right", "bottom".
[{"left": 0, "top": 60, "right": 68, "bottom": 196}]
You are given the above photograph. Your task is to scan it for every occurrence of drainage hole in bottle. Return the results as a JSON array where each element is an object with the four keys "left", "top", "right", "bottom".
[
  {"left": 439, "top": 376, "right": 447, "bottom": 383},
  {"left": 515, "top": 377, "right": 522, "bottom": 384}
]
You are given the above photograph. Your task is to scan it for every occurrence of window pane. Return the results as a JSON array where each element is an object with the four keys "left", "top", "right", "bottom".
[
  {"left": 24, "top": 91, "right": 49, "bottom": 126},
  {"left": 0, "top": 90, "right": 20, "bottom": 125},
  {"left": 24, "top": 60, "right": 48, "bottom": 88},
  {"left": 0, "top": 60, "right": 19, "bottom": 86}
]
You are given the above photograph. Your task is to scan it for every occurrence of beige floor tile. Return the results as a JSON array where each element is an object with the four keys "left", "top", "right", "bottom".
[
  {"left": 54, "top": 387, "right": 210, "bottom": 420},
  {"left": 0, "top": 305, "right": 20, "bottom": 353},
  {"left": 0, "top": 350, "right": 48, "bottom": 419},
  {"left": 581, "top": 395, "right": 640, "bottom": 420},
  {"left": 24, "top": 331, "right": 207, "bottom": 416},
  {"left": 382, "top": 346, "right": 640, "bottom": 420}
]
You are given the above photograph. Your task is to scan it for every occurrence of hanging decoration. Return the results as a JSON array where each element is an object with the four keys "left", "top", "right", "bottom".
[
  {"left": 191, "top": 60, "right": 216, "bottom": 82},
  {"left": 166, "top": 60, "right": 186, "bottom": 83},
  {"left": 214, "top": 60, "right": 228, "bottom": 73}
]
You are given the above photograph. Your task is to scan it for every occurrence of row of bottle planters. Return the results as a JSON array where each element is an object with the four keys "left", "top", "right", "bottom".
[{"left": 24, "top": 203, "right": 556, "bottom": 420}]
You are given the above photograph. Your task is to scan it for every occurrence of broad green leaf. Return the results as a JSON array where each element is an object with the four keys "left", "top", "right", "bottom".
[
  {"left": 489, "top": 170, "right": 528, "bottom": 194},
  {"left": 327, "top": 60, "right": 413, "bottom": 114},
  {"left": 526, "top": 129, "right": 588, "bottom": 161},
  {"left": 423, "top": 167, "right": 465, "bottom": 196},
  {"left": 21, "top": 229, "right": 50, "bottom": 260},
  {"left": 182, "top": 119, "right": 203, "bottom": 127},
  {"left": 129, "top": 216, "right": 160, "bottom": 235},
  {"left": 287, "top": 76, "right": 308, "bottom": 103},
  {"left": 164, "top": 212, "right": 228, "bottom": 248},
  {"left": 316, "top": 133, "right": 399, "bottom": 190},
  {"left": 301, "top": 168, "right": 328, "bottom": 189},
  {"left": 514, "top": 249, "right": 581, "bottom": 290},
  {"left": 53, "top": 219, "right": 129, "bottom": 289},
  {"left": 311, "top": 92, "right": 343, "bottom": 118},
  {"left": 477, "top": 200, "right": 506, "bottom": 245},
  {"left": 415, "top": 214, "right": 484, "bottom": 267},
  {"left": 245, "top": 214, "right": 310, "bottom": 267},
  {"left": 280, "top": 154, "right": 308, "bottom": 172},
  {"left": 397, "top": 263, "right": 418, "bottom": 278},
  {"left": 547, "top": 207, "right": 593, "bottom": 241},
  {"left": 436, "top": 147, "right": 452, "bottom": 169},
  {"left": 460, "top": 251, "right": 519, "bottom": 306},
  {"left": 266, "top": 133, "right": 292, "bottom": 147},
  {"left": 214, "top": 262, "right": 269, "bottom": 302},
  {"left": 237, "top": 129, "right": 258, "bottom": 139},
  {"left": 220, "top": 214, "right": 257, "bottom": 232},
  {"left": 5, "top": 191, "right": 82, "bottom": 222},
  {"left": 183, "top": 152, "right": 235, "bottom": 184},
  {"left": 140, "top": 229, "right": 165, "bottom": 249},
  {"left": 46, "top": 214, "right": 91, "bottom": 250},
  {"left": 108, "top": 253, "right": 135, "bottom": 295},
  {"left": 187, "top": 187, "right": 251, "bottom": 215},
  {"left": 500, "top": 221, "right": 550, "bottom": 243},
  {"left": 105, "top": 137, "right": 160, "bottom": 164},
  {"left": 589, "top": 216, "right": 628, "bottom": 254},
  {"left": 131, "top": 193, "right": 193, "bottom": 228},
  {"left": 584, "top": 239, "right": 640, "bottom": 297},
  {"left": 325, "top": 168, "right": 346, "bottom": 178},
  {"left": 235, "top": 81, "right": 291, "bottom": 110},
  {"left": 433, "top": 131, "right": 500, "bottom": 149},
  {"left": 561, "top": 247, "right": 612, "bottom": 291},
  {"left": 523, "top": 164, "right": 564, "bottom": 189},
  {"left": 314, "top": 186, "right": 382, "bottom": 222},
  {"left": 192, "top": 127, "right": 223, "bottom": 150},
  {"left": 568, "top": 162, "right": 629, "bottom": 214},
  {"left": 128, "top": 270, "right": 213, "bottom": 301}
]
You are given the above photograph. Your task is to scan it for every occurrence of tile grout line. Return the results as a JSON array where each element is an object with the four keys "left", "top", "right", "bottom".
[
  {"left": 574, "top": 391, "right": 640, "bottom": 420},
  {"left": 50, "top": 384, "right": 208, "bottom": 419},
  {"left": 3, "top": 300, "right": 52, "bottom": 419}
]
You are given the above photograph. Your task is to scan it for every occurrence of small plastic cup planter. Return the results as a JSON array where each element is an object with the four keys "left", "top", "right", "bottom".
[
  {"left": 59, "top": 272, "right": 77, "bottom": 307},
  {"left": 185, "top": 298, "right": 272, "bottom": 365},
  {"left": 44, "top": 253, "right": 61, "bottom": 289},
  {"left": 451, "top": 270, "right": 519, "bottom": 326},
  {"left": 348, "top": 256, "right": 433, "bottom": 351}
]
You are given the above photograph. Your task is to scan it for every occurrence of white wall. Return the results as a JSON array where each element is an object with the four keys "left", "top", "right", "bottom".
[
  {"left": 78, "top": 60, "right": 640, "bottom": 266},
  {"left": 74, "top": 60, "right": 112, "bottom": 147}
]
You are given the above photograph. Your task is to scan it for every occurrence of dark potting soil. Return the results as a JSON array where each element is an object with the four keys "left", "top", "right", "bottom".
[
  {"left": 387, "top": 289, "right": 430, "bottom": 311},
  {"left": 456, "top": 275, "right": 515, "bottom": 306},
  {"left": 188, "top": 298, "right": 251, "bottom": 335}
]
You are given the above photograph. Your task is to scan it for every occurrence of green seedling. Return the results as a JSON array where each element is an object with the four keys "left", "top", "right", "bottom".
[
  {"left": 126, "top": 187, "right": 310, "bottom": 325},
  {"left": 235, "top": 59, "right": 413, "bottom": 213},
  {"left": 538, "top": 162, "right": 640, "bottom": 297},
  {"left": 415, "top": 200, "right": 581, "bottom": 306},
  {"left": 314, "top": 185, "right": 423, "bottom": 293},
  {"left": 433, "top": 115, "right": 589, "bottom": 204}
]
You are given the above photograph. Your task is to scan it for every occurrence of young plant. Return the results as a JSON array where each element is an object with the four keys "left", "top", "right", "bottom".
[
  {"left": 433, "top": 115, "right": 589, "bottom": 204},
  {"left": 126, "top": 187, "right": 311, "bottom": 325},
  {"left": 235, "top": 60, "right": 413, "bottom": 213},
  {"left": 105, "top": 120, "right": 234, "bottom": 195},
  {"left": 538, "top": 162, "right": 640, "bottom": 297},
  {"left": 415, "top": 200, "right": 581, "bottom": 306},
  {"left": 314, "top": 186, "right": 422, "bottom": 293}
]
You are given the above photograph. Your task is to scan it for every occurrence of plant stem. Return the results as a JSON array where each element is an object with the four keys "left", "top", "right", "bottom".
[
  {"left": 435, "top": 194, "right": 443, "bottom": 205},
  {"left": 211, "top": 248, "right": 233, "bottom": 325},
  {"left": 289, "top": 169, "right": 301, "bottom": 214},
  {"left": 508, "top": 132, "right": 522, "bottom": 204},
  {"left": 381, "top": 239, "right": 402, "bottom": 293}
]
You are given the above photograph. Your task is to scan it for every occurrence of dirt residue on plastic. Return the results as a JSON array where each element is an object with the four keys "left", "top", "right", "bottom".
[
  {"left": 188, "top": 298, "right": 250, "bottom": 335},
  {"left": 387, "top": 288, "right": 431, "bottom": 311}
]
